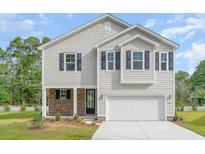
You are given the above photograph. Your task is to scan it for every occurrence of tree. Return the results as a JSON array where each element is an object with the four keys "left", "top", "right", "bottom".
[
  {"left": 0, "top": 36, "right": 50, "bottom": 105},
  {"left": 190, "top": 60, "right": 205, "bottom": 90},
  {"left": 175, "top": 71, "right": 190, "bottom": 103}
]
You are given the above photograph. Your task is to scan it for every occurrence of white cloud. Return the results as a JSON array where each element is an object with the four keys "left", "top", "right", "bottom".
[
  {"left": 176, "top": 42, "right": 205, "bottom": 74},
  {"left": 0, "top": 14, "right": 35, "bottom": 32},
  {"left": 166, "top": 14, "right": 184, "bottom": 24},
  {"left": 144, "top": 19, "right": 156, "bottom": 28},
  {"left": 161, "top": 14, "right": 205, "bottom": 40},
  {"left": 38, "top": 13, "right": 53, "bottom": 25}
]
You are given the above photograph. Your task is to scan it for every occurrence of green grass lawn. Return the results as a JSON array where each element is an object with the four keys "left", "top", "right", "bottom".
[
  {"left": 176, "top": 111, "right": 205, "bottom": 137},
  {"left": 0, "top": 112, "right": 98, "bottom": 140}
]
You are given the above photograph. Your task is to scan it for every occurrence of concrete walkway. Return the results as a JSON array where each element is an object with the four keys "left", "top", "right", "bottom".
[{"left": 92, "top": 121, "right": 204, "bottom": 140}]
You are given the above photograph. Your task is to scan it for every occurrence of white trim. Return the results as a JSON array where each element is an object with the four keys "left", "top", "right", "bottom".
[
  {"left": 43, "top": 85, "right": 97, "bottom": 89},
  {"left": 159, "top": 52, "right": 169, "bottom": 72},
  {"left": 95, "top": 24, "right": 179, "bottom": 48},
  {"left": 42, "top": 87, "right": 47, "bottom": 118},
  {"left": 39, "top": 14, "right": 130, "bottom": 50},
  {"left": 64, "top": 53, "right": 77, "bottom": 72},
  {"left": 164, "top": 95, "right": 168, "bottom": 121},
  {"left": 172, "top": 48, "right": 176, "bottom": 116},
  {"left": 118, "top": 34, "right": 160, "bottom": 47},
  {"left": 42, "top": 49, "right": 44, "bottom": 86},
  {"left": 153, "top": 47, "right": 156, "bottom": 81},
  {"left": 73, "top": 88, "right": 77, "bottom": 116},
  {"left": 131, "top": 50, "right": 144, "bottom": 71},
  {"left": 120, "top": 46, "right": 124, "bottom": 82},
  {"left": 96, "top": 47, "right": 100, "bottom": 116},
  {"left": 106, "top": 51, "right": 115, "bottom": 72}
]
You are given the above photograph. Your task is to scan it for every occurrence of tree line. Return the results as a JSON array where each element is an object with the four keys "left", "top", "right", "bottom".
[
  {"left": 0, "top": 36, "right": 50, "bottom": 106},
  {"left": 176, "top": 60, "right": 205, "bottom": 107}
]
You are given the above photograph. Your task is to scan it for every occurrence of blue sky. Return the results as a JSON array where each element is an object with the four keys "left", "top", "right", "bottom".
[{"left": 0, "top": 13, "right": 205, "bottom": 74}]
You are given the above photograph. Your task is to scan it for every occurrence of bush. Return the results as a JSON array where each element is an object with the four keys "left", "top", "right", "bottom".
[
  {"left": 192, "top": 103, "right": 197, "bottom": 111},
  {"left": 4, "top": 104, "right": 10, "bottom": 112},
  {"left": 173, "top": 113, "right": 184, "bottom": 121},
  {"left": 33, "top": 104, "right": 40, "bottom": 111},
  {"left": 32, "top": 114, "right": 44, "bottom": 128},
  {"left": 55, "top": 112, "right": 61, "bottom": 121},
  {"left": 73, "top": 114, "right": 84, "bottom": 123},
  {"left": 73, "top": 114, "right": 79, "bottom": 120},
  {"left": 21, "top": 103, "right": 26, "bottom": 112}
]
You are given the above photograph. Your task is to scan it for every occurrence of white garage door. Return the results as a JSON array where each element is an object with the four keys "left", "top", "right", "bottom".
[{"left": 107, "top": 96, "right": 165, "bottom": 121}]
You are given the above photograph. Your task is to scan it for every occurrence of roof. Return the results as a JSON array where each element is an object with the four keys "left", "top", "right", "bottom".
[
  {"left": 38, "top": 14, "right": 131, "bottom": 50},
  {"left": 95, "top": 24, "right": 179, "bottom": 49},
  {"left": 118, "top": 34, "right": 160, "bottom": 47}
]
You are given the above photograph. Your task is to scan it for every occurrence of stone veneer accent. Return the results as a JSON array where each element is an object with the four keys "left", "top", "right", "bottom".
[
  {"left": 77, "top": 88, "right": 86, "bottom": 116},
  {"left": 48, "top": 89, "right": 73, "bottom": 116}
]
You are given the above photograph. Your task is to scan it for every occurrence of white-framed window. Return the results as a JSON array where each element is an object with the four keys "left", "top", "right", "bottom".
[
  {"left": 65, "top": 53, "right": 76, "bottom": 71},
  {"left": 160, "top": 52, "right": 168, "bottom": 71},
  {"left": 132, "top": 51, "right": 144, "bottom": 70},
  {"left": 106, "top": 51, "right": 115, "bottom": 71},
  {"left": 60, "top": 89, "right": 67, "bottom": 100}
]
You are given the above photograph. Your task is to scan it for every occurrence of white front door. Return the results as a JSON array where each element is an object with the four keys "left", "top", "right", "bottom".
[{"left": 107, "top": 96, "right": 165, "bottom": 121}]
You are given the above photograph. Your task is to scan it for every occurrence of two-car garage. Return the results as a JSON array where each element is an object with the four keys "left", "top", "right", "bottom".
[{"left": 106, "top": 96, "right": 166, "bottom": 121}]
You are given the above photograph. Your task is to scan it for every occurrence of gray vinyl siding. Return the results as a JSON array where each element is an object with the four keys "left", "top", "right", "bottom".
[
  {"left": 43, "top": 20, "right": 125, "bottom": 87},
  {"left": 122, "top": 39, "right": 154, "bottom": 82},
  {"left": 98, "top": 28, "right": 175, "bottom": 116}
]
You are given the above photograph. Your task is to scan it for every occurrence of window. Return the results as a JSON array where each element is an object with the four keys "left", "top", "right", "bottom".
[
  {"left": 104, "top": 21, "right": 111, "bottom": 31},
  {"left": 132, "top": 51, "right": 144, "bottom": 70},
  {"left": 60, "top": 89, "right": 67, "bottom": 100},
  {"left": 106, "top": 51, "right": 115, "bottom": 71},
  {"left": 160, "top": 52, "right": 168, "bottom": 71},
  {"left": 66, "top": 53, "right": 76, "bottom": 71}
]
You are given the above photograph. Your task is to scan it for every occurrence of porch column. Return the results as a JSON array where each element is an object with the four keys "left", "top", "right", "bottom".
[
  {"left": 42, "top": 87, "right": 47, "bottom": 118},
  {"left": 73, "top": 88, "right": 77, "bottom": 116}
]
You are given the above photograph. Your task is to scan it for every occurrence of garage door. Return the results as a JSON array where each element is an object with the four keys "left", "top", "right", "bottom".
[{"left": 107, "top": 96, "right": 165, "bottom": 121}]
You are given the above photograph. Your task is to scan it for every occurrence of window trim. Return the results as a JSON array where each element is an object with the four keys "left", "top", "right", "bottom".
[
  {"left": 131, "top": 50, "right": 145, "bottom": 71},
  {"left": 106, "top": 51, "right": 115, "bottom": 72},
  {"left": 60, "top": 89, "right": 67, "bottom": 100},
  {"left": 159, "top": 52, "right": 168, "bottom": 72},
  {"left": 64, "top": 53, "right": 77, "bottom": 72}
]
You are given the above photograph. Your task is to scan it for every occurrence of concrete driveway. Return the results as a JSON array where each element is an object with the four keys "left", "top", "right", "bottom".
[{"left": 92, "top": 121, "right": 204, "bottom": 140}]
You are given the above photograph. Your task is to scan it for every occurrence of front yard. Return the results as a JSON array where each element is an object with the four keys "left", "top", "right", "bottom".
[
  {"left": 176, "top": 111, "right": 205, "bottom": 137},
  {"left": 0, "top": 112, "right": 98, "bottom": 140}
]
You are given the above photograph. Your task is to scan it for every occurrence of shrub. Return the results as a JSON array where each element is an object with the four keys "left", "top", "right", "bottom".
[
  {"left": 21, "top": 103, "right": 26, "bottom": 112},
  {"left": 32, "top": 114, "right": 44, "bottom": 128},
  {"left": 33, "top": 104, "right": 40, "bottom": 111},
  {"left": 90, "top": 121, "right": 96, "bottom": 126},
  {"left": 173, "top": 113, "right": 184, "bottom": 121},
  {"left": 55, "top": 112, "right": 61, "bottom": 121},
  {"left": 4, "top": 104, "right": 10, "bottom": 112},
  {"left": 73, "top": 114, "right": 84, "bottom": 123}
]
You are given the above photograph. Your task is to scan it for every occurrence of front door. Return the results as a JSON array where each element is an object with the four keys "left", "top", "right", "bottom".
[{"left": 86, "top": 89, "right": 95, "bottom": 114}]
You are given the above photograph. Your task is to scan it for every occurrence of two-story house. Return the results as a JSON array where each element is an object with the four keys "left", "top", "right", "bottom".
[{"left": 39, "top": 14, "right": 179, "bottom": 121}]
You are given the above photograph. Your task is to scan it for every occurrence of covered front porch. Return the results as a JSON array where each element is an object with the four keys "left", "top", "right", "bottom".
[{"left": 42, "top": 87, "right": 97, "bottom": 118}]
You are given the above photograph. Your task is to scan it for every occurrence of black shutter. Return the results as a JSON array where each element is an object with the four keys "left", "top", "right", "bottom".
[
  {"left": 155, "top": 52, "right": 159, "bottom": 70},
  {"left": 101, "top": 52, "right": 106, "bottom": 70},
  {"left": 145, "top": 51, "right": 150, "bottom": 69},
  {"left": 66, "top": 90, "right": 71, "bottom": 99},
  {"left": 56, "top": 89, "right": 60, "bottom": 99},
  {"left": 59, "top": 53, "right": 64, "bottom": 71},
  {"left": 126, "top": 50, "right": 131, "bottom": 69},
  {"left": 169, "top": 52, "right": 173, "bottom": 70},
  {"left": 115, "top": 51, "right": 120, "bottom": 70},
  {"left": 77, "top": 53, "right": 81, "bottom": 71}
]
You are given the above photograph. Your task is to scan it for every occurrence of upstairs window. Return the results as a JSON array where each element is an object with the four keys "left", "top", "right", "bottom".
[
  {"left": 66, "top": 53, "right": 76, "bottom": 71},
  {"left": 132, "top": 51, "right": 144, "bottom": 70},
  {"left": 160, "top": 52, "right": 168, "bottom": 71},
  {"left": 107, "top": 51, "right": 115, "bottom": 71}
]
